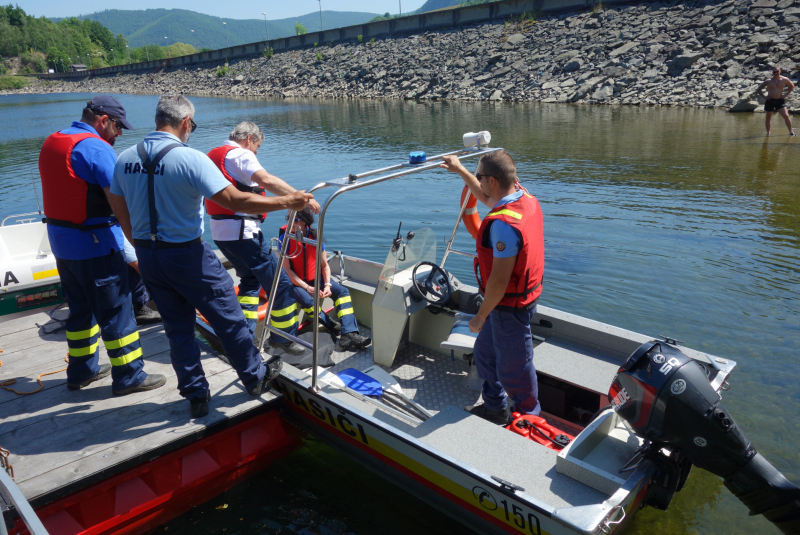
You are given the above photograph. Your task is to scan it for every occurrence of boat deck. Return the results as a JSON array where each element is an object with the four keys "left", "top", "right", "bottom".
[
  {"left": 283, "top": 324, "right": 608, "bottom": 510},
  {"left": 0, "top": 305, "right": 281, "bottom": 509}
]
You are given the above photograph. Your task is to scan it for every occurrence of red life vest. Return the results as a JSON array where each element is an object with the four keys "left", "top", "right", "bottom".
[
  {"left": 204, "top": 145, "right": 266, "bottom": 222},
  {"left": 39, "top": 131, "right": 114, "bottom": 229},
  {"left": 279, "top": 225, "right": 317, "bottom": 285},
  {"left": 473, "top": 192, "right": 544, "bottom": 311}
]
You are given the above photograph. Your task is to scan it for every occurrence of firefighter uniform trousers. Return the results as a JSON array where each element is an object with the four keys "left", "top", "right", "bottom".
[
  {"left": 57, "top": 251, "right": 146, "bottom": 391},
  {"left": 214, "top": 233, "right": 299, "bottom": 344},
  {"left": 472, "top": 307, "right": 540, "bottom": 415},
  {"left": 292, "top": 280, "right": 357, "bottom": 334},
  {"left": 135, "top": 241, "right": 265, "bottom": 401}
]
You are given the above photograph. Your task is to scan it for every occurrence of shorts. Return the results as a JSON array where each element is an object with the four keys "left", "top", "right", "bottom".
[{"left": 765, "top": 98, "right": 786, "bottom": 112}]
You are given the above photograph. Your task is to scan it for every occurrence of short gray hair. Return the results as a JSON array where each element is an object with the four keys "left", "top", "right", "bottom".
[
  {"left": 155, "top": 95, "right": 195, "bottom": 128},
  {"left": 229, "top": 121, "right": 263, "bottom": 142}
]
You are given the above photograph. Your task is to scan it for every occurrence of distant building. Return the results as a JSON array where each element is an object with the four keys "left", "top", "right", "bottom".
[{"left": 69, "top": 64, "right": 88, "bottom": 72}]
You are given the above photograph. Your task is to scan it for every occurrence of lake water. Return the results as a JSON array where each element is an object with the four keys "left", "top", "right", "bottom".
[{"left": 2, "top": 92, "right": 799, "bottom": 534}]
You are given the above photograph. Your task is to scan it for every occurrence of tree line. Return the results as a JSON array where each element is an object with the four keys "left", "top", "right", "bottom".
[{"left": 0, "top": 5, "right": 199, "bottom": 74}]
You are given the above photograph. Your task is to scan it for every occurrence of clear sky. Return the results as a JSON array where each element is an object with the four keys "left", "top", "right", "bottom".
[{"left": 20, "top": 0, "right": 428, "bottom": 20}]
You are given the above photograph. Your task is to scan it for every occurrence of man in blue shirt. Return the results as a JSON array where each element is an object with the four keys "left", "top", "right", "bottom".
[
  {"left": 110, "top": 95, "right": 313, "bottom": 419},
  {"left": 38, "top": 95, "right": 166, "bottom": 396},
  {"left": 440, "top": 151, "right": 543, "bottom": 425}
]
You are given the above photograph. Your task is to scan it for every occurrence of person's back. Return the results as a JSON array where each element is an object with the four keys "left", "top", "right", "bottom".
[{"left": 110, "top": 96, "right": 311, "bottom": 418}]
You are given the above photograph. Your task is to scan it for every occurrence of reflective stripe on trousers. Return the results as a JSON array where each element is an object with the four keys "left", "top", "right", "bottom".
[
  {"left": 215, "top": 234, "right": 299, "bottom": 344},
  {"left": 57, "top": 251, "right": 146, "bottom": 391}
]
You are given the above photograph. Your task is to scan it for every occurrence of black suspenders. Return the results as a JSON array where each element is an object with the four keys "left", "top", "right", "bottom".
[{"left": 136, "top": 142, "right": 182, "bottom": 247}]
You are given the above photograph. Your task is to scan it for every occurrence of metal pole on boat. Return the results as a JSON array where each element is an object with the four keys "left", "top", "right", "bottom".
[
  {"left": 264, "top": 148, "right": 500, "bottom": 392},
  {"left": 29, "top": 170, "right": 41, "bottom": 215},
  {"left": 440, "top": 187, "right": 473, "bottom": 269}
]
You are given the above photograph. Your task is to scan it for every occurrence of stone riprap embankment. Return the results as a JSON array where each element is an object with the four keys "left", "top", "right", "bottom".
[{"left": 9, "top": 0, "right": 800, "bottom": 112}]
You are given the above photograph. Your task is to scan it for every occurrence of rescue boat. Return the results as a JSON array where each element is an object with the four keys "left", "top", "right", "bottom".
[
  {"left": 198, "top": 133, "right": 800, "bottom": 535},
  {"left": 0, "top": 212, "right": 63, "bottom": 317}
]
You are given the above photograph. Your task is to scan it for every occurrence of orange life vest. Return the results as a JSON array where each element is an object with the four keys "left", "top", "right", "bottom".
[
  {"left": 39, "top": 131, "right": 114, "bottom": 230},
  {"left": 474, "top": 192, "right": 544, "bottom": 311},
  {"left": 204, "top": 145, "right": 266, "bottom": 222},
  {"left": 279, "top": 225, "right": 317, "bottom": 285}
]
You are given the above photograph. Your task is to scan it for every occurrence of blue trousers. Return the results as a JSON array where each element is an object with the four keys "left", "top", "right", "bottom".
[
  {"left": 135, "top": 241, "right": 265, "bottom": 402},
  {"left": 56, "top": 251, "right": 146, "bottom": 392},
  {"left": 215, "top": 235, "right": 299, "bottom": 344},
  {"left": 129, "top": 265, "right": 148, "bottom": 307},
  {"left": 293, "top": 280, "right": 358, "bottom": 334},
  {"left": 473, "top": 307, "right": 540, "bottom": 415}
]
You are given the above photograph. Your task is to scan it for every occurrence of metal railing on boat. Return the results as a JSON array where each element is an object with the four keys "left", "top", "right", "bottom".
[
  {"left": 0, "top": 468, "right": 48, "bottom": 535},
  {"left": 258, "top": 145, "right": 501, "bottom": 392},
  {"left": 1, "top": 213, "right": 42, "bottom": 226}
]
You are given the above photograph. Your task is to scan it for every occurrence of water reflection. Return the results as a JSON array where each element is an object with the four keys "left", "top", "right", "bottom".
[{"left": 2, "top": 94, "right": 799, "bottom": 534}]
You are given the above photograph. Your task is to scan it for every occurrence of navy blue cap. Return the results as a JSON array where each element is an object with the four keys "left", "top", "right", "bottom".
[{"left": 87, "top": 95, "right": 134, "bottom": 129}]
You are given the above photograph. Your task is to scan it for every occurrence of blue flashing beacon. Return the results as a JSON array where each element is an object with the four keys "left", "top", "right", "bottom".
[{"left": 409, "top": 151, "right": 427, "bottom": 164}]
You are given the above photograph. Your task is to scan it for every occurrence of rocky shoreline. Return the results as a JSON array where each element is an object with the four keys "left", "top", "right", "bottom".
[{"left": 6, "top": 0, "right": 800, "bottom": 113}]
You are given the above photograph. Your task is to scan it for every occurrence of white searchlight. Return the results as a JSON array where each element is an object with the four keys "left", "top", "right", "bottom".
[{"left": 462, "top": 131, "right": 491, "bottom": 149}]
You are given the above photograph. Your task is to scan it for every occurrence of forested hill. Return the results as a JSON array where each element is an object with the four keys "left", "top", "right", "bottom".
[
  {"left": 415, "top": 0, "right": 498, "bottom": 13},
  {"left": 54, "top": 9, "right": 382, "bottom": 49}
]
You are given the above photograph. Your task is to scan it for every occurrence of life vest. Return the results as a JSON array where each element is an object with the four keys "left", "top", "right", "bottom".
[
  {"left": 279, "top": 225, "right": 317, "bottom": 285},
  {"left": 204, "top": 145, "right": 266, "bottom": 222},
  {"left": 473, "top": 192, "right": 544, "bottom": 310},
  {"left": 39, "top": 131, "right": 115, "bottom": 230}
]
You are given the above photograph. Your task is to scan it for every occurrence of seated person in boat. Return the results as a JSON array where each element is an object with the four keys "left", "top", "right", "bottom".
[
  {"left": 278, "top": 208, "right": 372, "bottom": 351},
  {"left": 38, "top": 95, "right": 166, "bottom": 396},
  {"left": 205, "top": 121, "right": 321, "bottom": 356},
  {"left": 110, "top": 96, "right": 312, "bottom": 418},
  {"left": 440, "top": 150, "right": 544, "bottom": 425}
]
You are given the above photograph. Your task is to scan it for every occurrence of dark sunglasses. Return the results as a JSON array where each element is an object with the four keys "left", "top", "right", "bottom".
[
  {"left": 109, "top": 118, "right": 124, "bottom": 130},
  {"left": 189, "top": 118, "right": 198, "bottom": 132},
  {"left": 475, "top": 173, "right": 490, "bottom": 182},
  {"left": 285, "top": 214, "right": 302, "bottom": 223}
]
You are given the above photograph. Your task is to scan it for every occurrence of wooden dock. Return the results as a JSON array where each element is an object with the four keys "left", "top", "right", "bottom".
[{"left": 0, "top": 305, "right": 283, "bottom": 511}]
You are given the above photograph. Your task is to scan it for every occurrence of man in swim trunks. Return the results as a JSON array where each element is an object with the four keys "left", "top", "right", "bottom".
[{"left": 757, "top": 67, "right": 796, "bottom": 136}]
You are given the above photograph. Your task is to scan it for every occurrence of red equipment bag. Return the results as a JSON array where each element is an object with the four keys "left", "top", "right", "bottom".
[{"left": 506, "top": 413, "right": 575, "bottom": 450}]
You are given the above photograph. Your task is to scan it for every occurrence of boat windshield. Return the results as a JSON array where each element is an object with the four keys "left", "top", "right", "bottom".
[{"left": 376, "top": 227, "right": 437, "bottom": 293}]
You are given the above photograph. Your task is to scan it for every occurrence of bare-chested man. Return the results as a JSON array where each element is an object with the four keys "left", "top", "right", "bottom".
[{"left": 757, "top": 67, "right": 796, "bottom": 136}]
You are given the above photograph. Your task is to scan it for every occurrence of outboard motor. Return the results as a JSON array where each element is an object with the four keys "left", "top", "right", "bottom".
[{"left": 611, "top": 341, "right": 800, "bottom": 534}]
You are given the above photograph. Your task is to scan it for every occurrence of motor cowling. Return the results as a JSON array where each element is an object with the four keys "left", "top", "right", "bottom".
[{"left": 611, "top": 341, "right": 800, "bottom": 534}]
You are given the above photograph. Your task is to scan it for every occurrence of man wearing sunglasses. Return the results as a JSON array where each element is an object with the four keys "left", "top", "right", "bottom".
[
  {"left": 110, "top": 96, "right": 313, "bottom": 418},
  {"left": 757, "top": 67, "right": 796, "bottom": 136},
  {"left": 38, "top": 95, "right": 166, "bottom": 397},
  {"left": 205, "top": 121, "right": 321, "bottom": 356},
  {"left": 440, "top": 151, "right": 543, "bottom": 426}
]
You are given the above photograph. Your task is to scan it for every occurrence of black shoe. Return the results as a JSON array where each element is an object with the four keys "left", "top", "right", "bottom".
[
  {"left": 464, "top": 403, "right": 512, "bottom": 426},
  {"left": 339, "top": 332, "right": 371, "bottom": 351},
  {"left": 322, "top": 320, "right": 341, "bottom": 336},
  {"left": 190, "top": 393, "right": 211, "bottom": 418},
  {"left": 792, "top": 132, "right": 797, "bottom": 137},
  {"left": 113, "top": 373, "right": 167, "bottom": 396},
  {"left": 134, "top": 303, "right": 162, "bottom": 325},
  {"left": 67, "top": 364, "right": 112, "bottom": 390},
  {"left": 249, "top": 356, "right": 283, "bottom": 396},
  {"left": 269, "top": 341, "right": 306, "bottom": 356}
]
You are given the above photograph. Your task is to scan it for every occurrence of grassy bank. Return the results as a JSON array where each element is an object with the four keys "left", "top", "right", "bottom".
[{"left": 0, "top": 76, "right": 28, "bottom": 90}]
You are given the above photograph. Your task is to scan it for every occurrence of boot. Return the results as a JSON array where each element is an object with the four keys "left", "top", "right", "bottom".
[
  {"left": 134, "top": 303, "right": 162, "bottom": 325},
  {"left": 339, "top": 332, "right": 371, "bottom": 351}
]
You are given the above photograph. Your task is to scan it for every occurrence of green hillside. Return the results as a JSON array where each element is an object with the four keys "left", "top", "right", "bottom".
[
  {"left": 55, "top": 9, "right": 382, "bottom": 49},
  {"left": 415, "top": 0, "right": 498, "bottom": 13}
]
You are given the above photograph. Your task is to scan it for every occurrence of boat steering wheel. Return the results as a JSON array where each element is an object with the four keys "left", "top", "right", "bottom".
[{"left": 412, "top": 261, "right": 453, "bottom": 306}]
